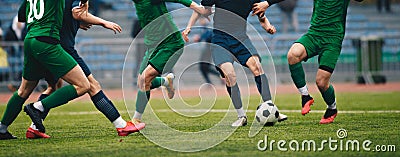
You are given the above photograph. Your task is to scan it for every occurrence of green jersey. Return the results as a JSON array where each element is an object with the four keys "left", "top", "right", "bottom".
[
  {"left": 133, "top": 0, "right": 192, "bottom": 46},
  {"left": 21, "top": 0, "right": 65, "bottom": 40},
  {"left": 308, "top": 0, "right": 349, "bottom": 38}
]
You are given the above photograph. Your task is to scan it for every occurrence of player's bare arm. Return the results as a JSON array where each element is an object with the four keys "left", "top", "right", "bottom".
[
  {"left": 72, "top": 7, "right": 122, "bottom": 34},
  {"left": 252, "top": 0, "right": 285, "bottom": 16},
  {"left": 79, "top": 22, "right": 92, "bottom": 31},
  {"left": 258, "top": 15, "right": 276, "bottom": 34},
  {"left": 182, "top": 7, "right": 212, "bottom": 42}
]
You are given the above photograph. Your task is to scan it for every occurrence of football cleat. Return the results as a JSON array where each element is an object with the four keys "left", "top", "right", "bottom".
[
  {"left": 320, "top": 108, "right": 338, "bottom": 124},
  {"left": 231, "top": 116, "right": 247, "bottom": 127},
  {"left": 117, "top": 121, "right": 145, "bottom": 136},
  {"left": 131, "top": 118, "right": 142, "bottom": 125},
  {"left": 278, "top": 113, "right": 288, "bottom": 122},
  {"left": 165, "top": 73, "right": 175, "bottom": 99},
  {"left": 24, "top": 103, "right": 45, "bottom": 133},
  {"left": 0, "top": 131, "right": 17, "bottom": 140},
  {"left": 301, "top": 95, "right": 314, "bottom": 115},
  {"left": 26, "top": 127, "right": 50, "bottom": 139}
]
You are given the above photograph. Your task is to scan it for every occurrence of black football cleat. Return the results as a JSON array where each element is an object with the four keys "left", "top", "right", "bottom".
[
  {"left": 0, "top": 131, "right": 17, "bottom": 140},
  {"left": 24, "top": 103, "right": 45, "bottom": 133}
]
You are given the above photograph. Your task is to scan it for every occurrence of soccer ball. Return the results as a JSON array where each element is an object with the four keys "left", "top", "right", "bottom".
[{"left": 255, "top": 102, "right": 279, "bottom": 126}]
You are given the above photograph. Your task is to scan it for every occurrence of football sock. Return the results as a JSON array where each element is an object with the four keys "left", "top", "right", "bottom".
[
  {"left": 322, "top": 85, "right": 336, "bottom": 109},
  {"left": 298, "top": 86, "right": 309, "bottom": 96},
  {"left": 236, "top": 107, "right": 246, "bottom": 118},
  {"left": 91, "top": 90, "right": 121, "bottom": 122},
  {"left": 226, "top": 84, "right": 244, "bottom": 117},
  {"left": 254, "top": 74, "right": 272, "bottom": 102},
  {"left": 1, "top": 92, "right": 26, "bottom": 126},
  {"left": 38, "top": 94, "right": 49, "bottom": 101},
  {"left": 135, "top": 91, "right": 151, "bottom": 117},
  {"left": 162, "top": 77, "right": 169, "bottom": 86},
  {"left": 0, "top": 123, "right": 8, "bottom": 133},
  {"left": 150, "top": 77, "right": 165, "bottom": 89},
  {"left": 29, "top": 123, "right": 37, "bottom": 130},
  {"left": 289, "top": 63, "right": 306, "bottom": 88},
  {"left": 33, "top": 101, "right": 45, "bottom": 112},
  {"left": 38, "top": 93, "right": 50, "bottom": 119},
  {"left": 41, "top": 85, "right": 78, "bottom": 110},
  {"left": 112, "top": 117, "right": 127, "bottom": 128},
  {"left": 133, "top": 111, "right": 143, "bottom": 120}
]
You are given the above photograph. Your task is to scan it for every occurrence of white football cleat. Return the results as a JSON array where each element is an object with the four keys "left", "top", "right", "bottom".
[
  {"left": 231, "top": 116, "right": 247, "bottom": 127},
  {"left": 278, "top": 113, "right": 288, "bottom": 122},
  {"left": 165, "top": 73, "right": 175, "bottom": 99}
]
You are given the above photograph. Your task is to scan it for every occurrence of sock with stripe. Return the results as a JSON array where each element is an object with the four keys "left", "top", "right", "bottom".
[{"left": 91, "top": 90, "right": 121, "bottom": 123}]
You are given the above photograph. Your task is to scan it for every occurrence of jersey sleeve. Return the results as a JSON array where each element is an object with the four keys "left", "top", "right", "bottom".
[
  {"left": 18, "top": 0, "right": 26, "bottom": 22},
  {"left": 163, "top": 0, "right": 193, "bottom": 7},
  {"left": 201, "top": 0, "right": 215, "bottom": 7}
]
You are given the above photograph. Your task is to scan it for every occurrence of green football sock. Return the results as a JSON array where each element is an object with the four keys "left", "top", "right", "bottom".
[
  {"left": 1, "top": 92, "right": 27, "bottom": 126},
  {"left": 150, "top": 77, "right": 165, "bottom": 89},
  {"left": 322, "top": 85, "right": 336, "bottom": 107},
  {"left": 289, "top": 62, "right": 306, "bottom": 88},
  {"left": 41, "top": 85, "right": 78, "bottom": 110}
]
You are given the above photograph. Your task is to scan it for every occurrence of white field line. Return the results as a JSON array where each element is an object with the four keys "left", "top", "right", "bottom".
[{"left": 48, "top": 109, "right": 400, "bottom": 116}]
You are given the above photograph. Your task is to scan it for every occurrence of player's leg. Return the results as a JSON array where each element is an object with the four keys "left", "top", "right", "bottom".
[
  {"left": 219, "top": 62, "right": 247, "bottom": 127},
  {"left": 287, "top": 35, "right": 318, "bottom": 115},
  {"left": 133, "top": 65, "right": 174, "bottom": 121},
  {"left": 24, "top": 41, "right": 90, "bottom": 133},
  {"left": 0, "top": 78, "right": 38, "bottom": 139},
  {"left": 133, "top": 42, "right": 182, "bottom": 122},
  {"left": 1, "top": 41, "right": 45, "bottom": 139},
  {"left": 245, "top": 56, "right": 270, "bottom": 101},
  {"left": 26, "top": 79, "right": 60, "bottom": 139},
  {"left": 87, "top": 74, "right": 145, "bottom": 135},
  {"left": 317, "top": 41, "right": 341, "bottom": 124}
]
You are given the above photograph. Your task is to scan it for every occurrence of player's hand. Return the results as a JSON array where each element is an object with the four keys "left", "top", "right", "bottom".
[
  {"left": 79, "top": 23, "right": 92, "bottom": 30},
  {"left": 264, "top": 24, "right": 276, "bottom": 34},
  {"left": 79, "top": 1, "right": 89, "bottom": 17},
  {"left": 103, "top": 21, "right": 122, "bottom": 34},
  {"left": 252, "top": 1, "right": 269, "bottom": 17},
  {"left": 182, "top": 27, "right": 191, "bottom": 42}
]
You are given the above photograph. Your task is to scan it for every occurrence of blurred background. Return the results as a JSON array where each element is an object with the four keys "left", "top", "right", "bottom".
[{"left": 0, "top": 0, "right": 399, "bottom": 92}]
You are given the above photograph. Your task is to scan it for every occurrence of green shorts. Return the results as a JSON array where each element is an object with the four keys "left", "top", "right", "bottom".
[
  {"left": 295, "top": 33, "right": 343, "bottom": 73},
  {"left": 23, "top": 37, "right": 77, "bottom": 81},
  {"left": 139, "top": 33, "right": 184, "bottom": 74}
]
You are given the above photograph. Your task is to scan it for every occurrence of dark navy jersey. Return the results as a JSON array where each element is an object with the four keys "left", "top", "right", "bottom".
[
  {"left": 60, "top": 0, "right": 81, "bottom": 53},
  {"left": 201, "top": 0, "right": 261, "bottom": 36}
]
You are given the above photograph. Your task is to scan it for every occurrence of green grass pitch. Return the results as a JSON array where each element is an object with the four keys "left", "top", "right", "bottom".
[{"left": 0, "top": 92, "right": 399, "bottom": 156}]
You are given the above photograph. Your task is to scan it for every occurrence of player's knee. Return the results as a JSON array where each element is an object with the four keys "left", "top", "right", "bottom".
[
  {"left": 316, "top": 78, "right": 329, "bottom": 92},
  {"left": 225, "top": 71, "right": 237, "bottom": 86},
  {"left": 78, "top": 79, "right": 91, "bottom": 94},
  {"left": 247, "top": 57, "right": 263, "bottom": 76},
  {"left": 89, "top": 78, "right": 101, "bottom": 93},
  {"left": 287, "top": 44, "right": 305, "bottom": 64}
]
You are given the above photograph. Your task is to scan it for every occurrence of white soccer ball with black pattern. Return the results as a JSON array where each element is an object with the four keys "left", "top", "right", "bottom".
[{"left": 255, "top": 102, "right": 279, "bottom": 126}]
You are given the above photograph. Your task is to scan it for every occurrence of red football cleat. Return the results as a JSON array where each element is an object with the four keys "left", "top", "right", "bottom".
[
  {"left": 320, "top": 109, "right": 338, "bottom": 124},
  {"left": 301, "top": 95, "right": 314, "bottom": 115},
  {"left": 26, "top": 127, "right": 50, "bottom": 139},
  {"left": 117, "top": 121, "right": 145, "bottom": 136}
]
